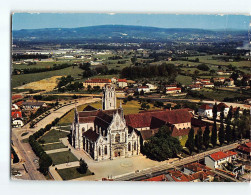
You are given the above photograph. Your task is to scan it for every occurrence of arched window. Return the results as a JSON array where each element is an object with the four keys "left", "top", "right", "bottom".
[
  {"left": 134, "top": 142, "right": 137, "bottom": 150},
  {"left": 115, "top": 133, "right": 120, "bottom": 143},
  {"left": 128, "top": 142, "right": 131, "bottom": 151},
  {"left": 99, "top": 146, "right": 101, "bottom": 156},
  {"left": 104, "top": 146, "right": 107, "bottom": 155}
]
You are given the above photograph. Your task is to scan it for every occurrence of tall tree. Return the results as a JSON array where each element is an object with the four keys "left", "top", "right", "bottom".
[
  {"left": 213, "top": 103, "right": 218, "bottom": 121},
  {"left": 195, "top": 128, "right": 203, "bottom": 152},
  {"left": 225, "top": 121, "right": 232, "bottom": 144},
  {"left": 234, "top": 107, "right": 240, "bottom": 120},
  {"left": 185, "top": 128, "right": 195, "bottom": 154},
  {"left": 226, "top": 106, "right": 233, "bottom": 123},
  {"left": 203, "top": 124, "right": 210, "bottom": 149},
  {"left": 211, "top": 121, "right": 217, "bottom": 147},
  {"left": 232, "top": 125, "right": 237, "bottom": 142},
  {"left": 78, "top": 158, "right": 88, "bottom": 174}
]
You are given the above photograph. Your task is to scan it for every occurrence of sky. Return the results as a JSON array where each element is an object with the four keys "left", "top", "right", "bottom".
[{"left": 12, "top": 13, "right": 250, "bottom": 30}]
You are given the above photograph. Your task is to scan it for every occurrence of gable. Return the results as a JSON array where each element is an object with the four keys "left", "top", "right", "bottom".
[{"left": 109, "top": 112, "right": 126, "bottom": 131}]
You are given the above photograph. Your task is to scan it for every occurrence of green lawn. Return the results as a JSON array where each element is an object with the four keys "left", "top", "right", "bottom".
[
  {"left": 42, "top": 143, "right": 67, "bottom": 151},
  {"left": 39, "top": 129, "right": 70, "bottom": 144},
  {"left": 176, "top": 75, "right": 193, "bottom": 85},
  {"left": 12, "top": 66, "right": 83, "bottom": 88},
  {"left": 57, "top": 167, "right": 92, "bottom": 180},
  {"left": 48, "top": 151, "right": 78, "bottom": 165}
]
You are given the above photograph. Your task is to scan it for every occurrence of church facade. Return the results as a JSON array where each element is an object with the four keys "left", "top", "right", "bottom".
[{"left": 71, "top": 84, "right": 140, "bottom": 161}]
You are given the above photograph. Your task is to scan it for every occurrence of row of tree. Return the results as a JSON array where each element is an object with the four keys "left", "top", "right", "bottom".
[{"left": 28, "top": 118, "right": 60, "bottom": 175}]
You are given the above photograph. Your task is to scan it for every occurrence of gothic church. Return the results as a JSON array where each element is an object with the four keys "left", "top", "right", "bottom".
[{"left": 71, "top": 84, "right": 140, "bottom": 161}]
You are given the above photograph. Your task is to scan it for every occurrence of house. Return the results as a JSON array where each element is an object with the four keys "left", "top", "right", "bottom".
[
  {"left": 117, "top": 79, "right": 128, "bottom": 88},
  {"left": 11, "top": 104, "right": 24, "bottom": 127},
  {"left": 137, "top": 86, "right": 150, "bottom": 93},
  {"left": 166, "top": 87, "right": 182, "bottom": 94},
  {"left": 198, "top": 104, "right": 213, "bottom": 118},
  {"left": 205, "top": 151, "right": 237, "bottom": 169},
  {"left": 22, "top": 101, "right": 47, "bottom": 110},
  {"left": 188, "top": 85, "right": 201, "bottom": 91},
  {"left": 216, "top": 102, "right": 229, "bottom": 117},
  {"left": 236, "top": 142, "right": 251, "bottom": 160},
  {"left": 165, "top": 85, "right": 177, "bottom": 90},
  {"left": 224, "top": 78, "right": 235, "bottom": 87},
  {"left": 83, "top": 78, "right": 111, "bottom": 89},
  {"left": 213, "top": 77, "right": 225, "bottom": 83},
  {"left": 202, "top": 83, "right": 214, "bottom": 88},
  {"left": 146, "top": 83, "right": 157, "bottom": 91}
]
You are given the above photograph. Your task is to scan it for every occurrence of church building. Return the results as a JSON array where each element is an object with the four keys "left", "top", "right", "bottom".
[{"left": 71, "top": 84, "right": 140, "bottom": 161}]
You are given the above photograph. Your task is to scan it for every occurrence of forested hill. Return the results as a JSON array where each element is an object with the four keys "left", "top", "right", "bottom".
[{"left": 12, "top": 25, "right": 248, "bottom": 43}]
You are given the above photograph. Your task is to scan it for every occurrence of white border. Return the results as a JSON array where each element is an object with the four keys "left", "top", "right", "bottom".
[{"left": 0, "top": 0, "right": 251, "bottom": 194}]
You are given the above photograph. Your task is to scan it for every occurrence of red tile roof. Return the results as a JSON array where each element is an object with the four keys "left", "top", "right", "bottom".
[
  {"left": 85, "top": 78, "right": 111, "bottom": 83},
  {"left": 142, "top": 174, "right": 167, "bottom": 181},
  {"left": 12, "top": 95, "right": 23, "bottom": 100},
  {"left": 117, "top": 79, "right": 127, "bottom": 82},
  {"left": 237, "top": 142, "right": 251, "bottom": 153},
  {"left": 209, "top": 151, "right": 237, "bottom": 161},
  {"left": 11, "top": 110, "right": 22, "bottom": 119},
  {"left": 167, "top": 88, "right": 181, "bottom": 91},
  {"left": 199, "top": 104, "right": 212, "bottom": 110},
  {"left": 217, "top": 102, "right": 229, "bottom": 111},
  {"left": 184, "top": 162, "right": 211, "bottom": 173}
]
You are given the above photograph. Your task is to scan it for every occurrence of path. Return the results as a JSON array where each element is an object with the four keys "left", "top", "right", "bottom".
[{"left": 45, "top": 148, "right": 69, "bottom": 154}]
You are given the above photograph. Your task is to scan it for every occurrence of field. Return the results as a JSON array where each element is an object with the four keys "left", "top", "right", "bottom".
[
  {"left": 57, "top": 167, "right": 92, "bottom": 180},
  {"left": 38, "top": 129, "right": 70, "bottom": 144},
  {"left": 58, "top": 100, "right": 160, "bottom": 125},
  {"left": 176, "top": 75, "right": 193, "bottom": 85},
  {"left": 12, "top": 66, "right": 83, "bottom": 88},
  {"left": 14, "top": 76, "right": 61, "bottom": 92},
  {"left": 194, "top": 88, "right": 249, "bottom": 101},
  {"left": 48, "top": 151, "right": 78, "bottom": 165}
]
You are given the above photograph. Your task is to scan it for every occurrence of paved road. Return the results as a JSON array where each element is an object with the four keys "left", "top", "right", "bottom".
[{"left": 113, "top": 140, "right": 248, "bottom": 181}]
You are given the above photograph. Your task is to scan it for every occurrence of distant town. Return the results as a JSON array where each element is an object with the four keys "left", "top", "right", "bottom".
[{"left": 11, "top": 24, "right": 250, "bottom": 182}]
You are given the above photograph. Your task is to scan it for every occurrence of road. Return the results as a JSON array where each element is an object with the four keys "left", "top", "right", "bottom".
[
  {"left": 113, "top": 140, "right": 248, "bottom": 181},
  {"left": 11, "top": 97, "right": 101, "bottom": 180}
]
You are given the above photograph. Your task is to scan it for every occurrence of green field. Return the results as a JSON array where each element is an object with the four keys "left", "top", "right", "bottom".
[
  {"left": 42, "top": 143, "right": 67, "bottom": 151},
  {"left": 176, "top": 75, "right": 193, "bottom": 85},
  {"left": 57, "top": 167, "right": 92, "bottom": 180},
  {"left": 48, "top": 151, "right": 78, "bottom": 165},
  {"left": 12, "top": 66, "right": 83, "bottom": 88},
  {"left": 39, "top": 129, "right": 70, "bottom": 144}
]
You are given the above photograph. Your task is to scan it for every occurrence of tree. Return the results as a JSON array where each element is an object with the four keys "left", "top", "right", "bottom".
[
  {"left": 213, "top": 103, "right": 218, "bottom": 121},
  {"left": 218, "top": 123, "right": 225, "bottom": 145},
  {"left": 226, "top": 106, "right": 233, "bottom": 123},
  {"left": 225, "top": 121, "right": 232, "bottom": 144},
  {"left": 195, "top": 128, "right": 203, "bottom": 152},
  {"left": 185, "top": 128, "right": 195, "bottom": 154},
  {"left": 78, "top": 158, "right": 88, "bottom": 174},
  {"left": 211, "top": 121, "right": 217, "bottom": 147},
  {"left": 140, "top": 90, "right": 145, "bottom": 96},
  {"left": 203, "top": 124, "right": 210, "bottom": 149},
  {"left": 142, "top": 126, "right": 182, "bottom": 161},
  {"left": 232, "top": 125, "right": 237, "bottom": 142}
]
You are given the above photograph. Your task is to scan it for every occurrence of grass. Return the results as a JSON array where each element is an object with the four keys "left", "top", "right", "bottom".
[
  {"left": 42, "top": 143, "right": 67, "bottom": 151},
  {"left": 39, "top": 129, "right": 70, "bottom": 144},
  {"left": 176, "top": 75, "right": 193, "bottom": 85},
  {"left": 196, "top": 88, "right": 249, "bottom": 101},
  {"left": 12, "top": 66, "right": 83, "bottom": 88},
  {"left": 58, "top": 99, "right": 160, "bottom": 125},
  {"left": 57, "top": 167, "right": 92, "bottom": 180},
  {"left": 178, "top": 135, "right": 188, "bottom": 147},
  {"left": 48, "top": 151, "right": 78, "bottom": 165}
]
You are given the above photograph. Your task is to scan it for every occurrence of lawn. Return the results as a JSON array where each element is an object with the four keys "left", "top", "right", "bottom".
[
  {"left": 39, "top": 129, "right": 70, "bottom": 144},
  {"left": 178, "top": 135, "right": 188, "bottom": 147},
  {"left": 58, "top": 99, "right": 159, "bottom": 125},
  {"left": 196, "top": 88, "right": 249, "bottom": 101},
  {"left": 57, "top": 167, "right": 92, "bottom": 180},
  {"left": 48, "top": 151, "right": 78, "bottom": 165},
  {"left": 176, "top": 75, "right": 193, "bottom": 85},
  {"left": 42, "top": 143, "right": 67, "bottom": 151},
  {"left": 12, "top": 66, "right": 83, "bottom": 88}
]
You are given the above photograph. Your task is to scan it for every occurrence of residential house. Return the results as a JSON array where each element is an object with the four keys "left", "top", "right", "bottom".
[
  {"left": 146, "top": 83, "right": 157, "bottom": 91},
  {"left": 205, "top": 151, "right": 237, "bottom": 169},
  {"left": 137, "top": 86, "right": 150, "bottom": 93},
  {"left": 166, "top": 87, "right": 182, "bottom": 94},
  {"left": 198, "top": 104, "right": 213, "bottom": 118},
  {"left": 117, "top": 79, "right": 128, "bottom": 88},
  {"left": 224, "top": 78, "right": 235, "bottom": 87},
  {"left": 216, "top": 102, "right": 229, "bottom": 117},
  {"left": 188, "top": 85, "right": 201, "bottom": 91},
  {"left": 83, "top": 78, "right": 111, "bottom": 89},
  {"left": 236, "top": 142, "right": 251, "bottom": 160}
]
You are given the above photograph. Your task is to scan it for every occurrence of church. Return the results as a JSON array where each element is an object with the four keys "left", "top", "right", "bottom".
[{"left": 71, "top": 84, "right": 140, "bottom": 161}]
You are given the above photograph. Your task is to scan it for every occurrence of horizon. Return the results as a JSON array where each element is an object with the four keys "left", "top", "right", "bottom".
[{"left": 12, "top": 13, "right": 250, "bottom": 31}]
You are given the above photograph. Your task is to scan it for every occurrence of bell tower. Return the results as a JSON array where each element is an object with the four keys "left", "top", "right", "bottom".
[{"left": 102, "top": 84, "right": 116, "bottom": 110}]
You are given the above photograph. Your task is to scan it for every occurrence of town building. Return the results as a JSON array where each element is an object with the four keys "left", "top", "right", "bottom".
[
  {"left": 83, "top": 78, "right": 111, "bottom": 89},
  {"left": 205, "top": 151, "right": 237, "bottom": 169},
  {"left": 117, "top": 79, "right": 128, "bottom": 88},
  {"left": 198, "top": 104, "right": 213, "bottom": 118},
  {"left": 71, "top": 84, "right": 140, "bottom": 161},
  {"left": 166, "top": 87, "right": 182, "bottom": 94},
  {"left": 22, "top": 101, "right": 47, "bottom": 110},
  {"left": 137, "top": 86, "right": 150, "bottom": 93},
  {"left": 236, "top": 142, "right": 251, "bottom": 160}
]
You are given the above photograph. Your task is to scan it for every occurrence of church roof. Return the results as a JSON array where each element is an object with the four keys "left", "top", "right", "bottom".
[
  {"left": 83, "top": 105, "right": 97, "bottom": 111},
  {"left": 83, "top": 129, "right": 99, "bottom": 142}
]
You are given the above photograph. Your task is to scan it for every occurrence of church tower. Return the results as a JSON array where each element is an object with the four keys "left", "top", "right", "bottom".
[{"left": 102, "top": 84, "right": 116, "bottom": 110}]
